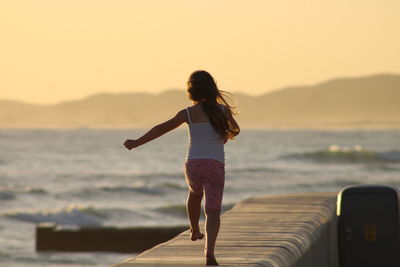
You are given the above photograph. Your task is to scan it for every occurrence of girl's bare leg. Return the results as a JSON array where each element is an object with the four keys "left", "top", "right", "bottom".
[
  {"left": 204, "top": 208, "right": 220, "bottom": 266},
  {"left": 186, "top": 192, "right": 204, "bottom": 241}
]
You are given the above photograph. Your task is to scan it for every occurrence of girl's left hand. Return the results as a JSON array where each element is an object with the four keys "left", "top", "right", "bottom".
[{"left": 124, "top": 139, "right": 139, "bottom": 150}]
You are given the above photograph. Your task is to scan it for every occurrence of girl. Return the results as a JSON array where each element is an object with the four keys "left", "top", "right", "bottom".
[{"left": 123, "top": 70, "right": 240, "bottom": 266}]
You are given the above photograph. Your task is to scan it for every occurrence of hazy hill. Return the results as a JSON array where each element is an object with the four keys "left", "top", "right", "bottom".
[
  {"left": 1, "top": 74, "right": 399, "bottom": 128},
  {"left": 238, "top": 74, "right": 400, "bottom": 127}
]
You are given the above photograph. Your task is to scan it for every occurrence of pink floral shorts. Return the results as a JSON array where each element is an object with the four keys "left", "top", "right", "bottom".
[{"left": 184, "top": 159, "right": 225, "bottom": 211}]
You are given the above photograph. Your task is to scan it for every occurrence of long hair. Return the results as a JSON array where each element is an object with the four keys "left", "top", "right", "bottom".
[{"left": 187, "top": 70, "right": 239, "bottom": 140}]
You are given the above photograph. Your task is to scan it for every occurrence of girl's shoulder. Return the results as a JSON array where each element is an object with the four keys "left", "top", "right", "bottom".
[{"left": 187, "top": 103, "right": 202, "bottom": 110}]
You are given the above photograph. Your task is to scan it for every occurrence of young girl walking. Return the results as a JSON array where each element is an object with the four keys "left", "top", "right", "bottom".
[{"left": 123, "top": 70, "right": 240, "bottom": 266}]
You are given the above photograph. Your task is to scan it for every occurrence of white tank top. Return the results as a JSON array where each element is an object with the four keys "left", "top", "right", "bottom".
[{"left": 186, "top": 107, "right": 225, "bottom": 164}]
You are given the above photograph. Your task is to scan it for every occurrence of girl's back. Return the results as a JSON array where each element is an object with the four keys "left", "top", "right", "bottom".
[
  {"left": 186, "top": 103, "right": 225, "bottom": 164},
  {"left": 187, "top": 104, "right": 210, "bottom": 123}
]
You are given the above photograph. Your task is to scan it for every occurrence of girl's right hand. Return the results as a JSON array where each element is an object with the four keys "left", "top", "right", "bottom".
[{"left": 124, "top": 139, "right": 139, "bottom": 150}]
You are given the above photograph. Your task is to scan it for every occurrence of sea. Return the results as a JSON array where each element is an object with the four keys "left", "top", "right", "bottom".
[{"left": 0, "top": 128, "right": 399, "bottom": 267}]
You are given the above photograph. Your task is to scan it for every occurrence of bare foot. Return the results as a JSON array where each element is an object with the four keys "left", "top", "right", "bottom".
[
  {"left": 190, "top": 228, "right": 204, "bottom": 241},
  {"left": 206, "top": 254, "right": 219, "bottom": 266}
]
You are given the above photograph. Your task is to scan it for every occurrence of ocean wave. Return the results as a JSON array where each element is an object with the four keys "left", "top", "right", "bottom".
[
  {"left": 98, "top": 185, "right": 162, "bottom": 195},
  {"left": 0, "top": 191, "right": 15, "bottom": 200},
  {"left": 228, "top": 166, "right": 282, "bottom": 174},
  {"left": 285, "top": 145, "right": 400, "bottom": 164},
  {"left": 375, "top": 165, "right": 400, "bottom": 172},
  {"left": 5, "top": 204, "right": 106, "bottom": 226},
  {"left": 22, "top": 187, "right": 47, "bottom": 194},
  {"left": 71, "top": 182, "right": 186, "bottom": 198},
  {"left": 154, "top": 203, "right": 235, "bottom": 218},
  {"left": 155, "top": 204, "right": 188, "bottom": 218},
  {"left": 157, "top": 182, "right": 187, "bottom": 190},
  {"left": 286, "top": 180, "right": 400, "bottom": 194},
  {"left": 294, "top": 179, "right": 363, "bottom": 189},
  {"left": 0, "top": 187, "right": 47, "bottom": 201}
]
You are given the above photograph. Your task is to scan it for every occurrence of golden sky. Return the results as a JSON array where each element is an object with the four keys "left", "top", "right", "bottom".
[{"left": 1, "top": 0, "right": 399, "bottom": 104}]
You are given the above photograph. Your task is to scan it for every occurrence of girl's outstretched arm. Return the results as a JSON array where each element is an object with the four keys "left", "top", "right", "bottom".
[{"left": 124, "top": 109, "right": 187, "bottom": 150}]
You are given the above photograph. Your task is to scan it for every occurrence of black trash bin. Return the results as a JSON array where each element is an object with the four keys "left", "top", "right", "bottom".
[{"left": 337, "top": 184, "right": 400, "bottom": 267}]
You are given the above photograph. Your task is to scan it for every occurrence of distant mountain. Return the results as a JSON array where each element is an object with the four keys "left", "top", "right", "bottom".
[
  {"left": 1, "top": 74, "right": 399, "bottom": 128},
  {"left": 238, "top": 74, "right": 400, "bottom": 127}
]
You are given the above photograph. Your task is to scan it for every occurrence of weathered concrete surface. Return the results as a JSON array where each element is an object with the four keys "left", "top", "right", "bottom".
[{"left": 113, "top": 192, "right": 338, "bottom": 267}]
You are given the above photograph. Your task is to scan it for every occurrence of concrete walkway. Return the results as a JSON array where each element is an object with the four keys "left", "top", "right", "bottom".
[{"left": 113, "top": 192, "right": 338, "bottom": 267}]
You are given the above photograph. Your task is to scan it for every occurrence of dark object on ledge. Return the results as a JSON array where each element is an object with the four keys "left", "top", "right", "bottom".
[
  {"left": 337, "top": 184, "right": 400, "bottom": 267},
  {"left": 36, "top": 223, "right": 188, "bottom": 253}
]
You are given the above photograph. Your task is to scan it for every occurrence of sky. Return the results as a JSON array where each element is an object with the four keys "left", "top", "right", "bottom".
[{"left": 1, "top": 0, "right": 399, "bottom": 104}]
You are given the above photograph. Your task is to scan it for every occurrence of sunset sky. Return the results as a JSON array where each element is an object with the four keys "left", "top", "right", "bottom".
[{"left": 1, "top": 0, "right": 399, "bottom": 104}]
